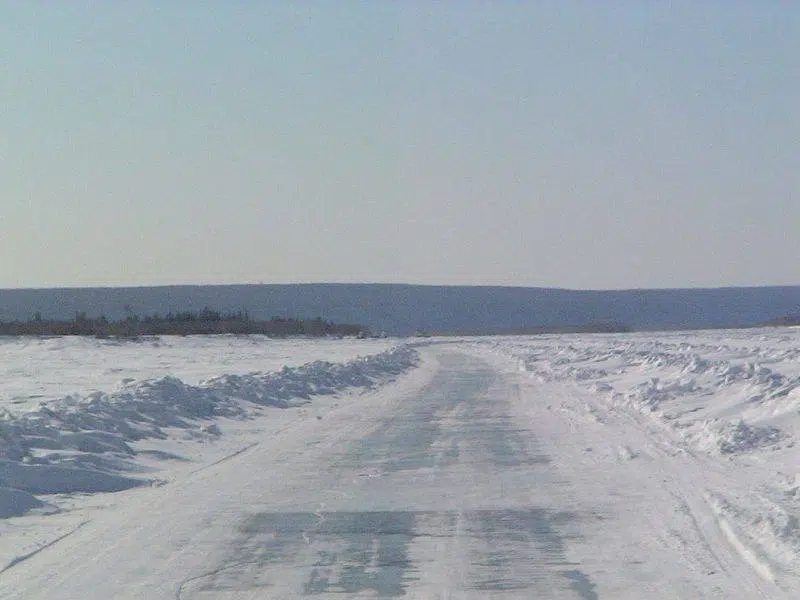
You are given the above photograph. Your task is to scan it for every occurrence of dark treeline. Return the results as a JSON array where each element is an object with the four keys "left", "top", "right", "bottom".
[{"left": 0, "top": 308, "right": 369, "bottom": 338}]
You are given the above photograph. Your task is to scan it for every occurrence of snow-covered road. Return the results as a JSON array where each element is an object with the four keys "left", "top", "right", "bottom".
[{"left": 3, "top": 335, "right": 800, "bottom": 598}]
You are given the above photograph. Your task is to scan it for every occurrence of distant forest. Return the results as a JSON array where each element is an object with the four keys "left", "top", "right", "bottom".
[{"left": 0, "top": 308, "right": 369, "bottom": 338}]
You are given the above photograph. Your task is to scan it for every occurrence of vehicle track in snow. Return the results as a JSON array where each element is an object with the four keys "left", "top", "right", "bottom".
[{"left": 171, "top": 350, "right": 597, "bottom": 599}]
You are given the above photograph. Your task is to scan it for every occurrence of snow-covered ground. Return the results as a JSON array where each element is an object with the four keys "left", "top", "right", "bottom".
[
  {"left": 0, "top": 336, "right": 412, "bottom": 569},
  {"left": 476, "top": 327, "right": 800, "bottom": 595},
  {"left": 3, "top": 329, "right": 800, "bottom": 597},
  {"left": 0, "top": 335, "right": 399, "bottom": 411}
]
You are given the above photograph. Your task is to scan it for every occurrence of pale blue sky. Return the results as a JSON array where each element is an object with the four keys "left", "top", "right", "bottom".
[{"left": 2, "top": 2, "right": 797, "bottom": 289}]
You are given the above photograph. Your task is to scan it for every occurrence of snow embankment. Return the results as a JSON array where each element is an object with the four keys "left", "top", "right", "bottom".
[
  {"left": 0, "top": 346, "right": 418, "bottom": 516},
  {"left": 485, "top": 332, "right": 800, "bottom": 457}
]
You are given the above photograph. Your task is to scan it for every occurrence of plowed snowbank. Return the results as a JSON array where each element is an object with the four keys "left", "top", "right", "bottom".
[{"left": 0, "top": 345, "right": 417, "bottom": 514}]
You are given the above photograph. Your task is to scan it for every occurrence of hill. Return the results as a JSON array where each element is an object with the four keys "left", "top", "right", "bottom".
[{"left": 0, "top": 283, "right": 799, "bottom": 336}]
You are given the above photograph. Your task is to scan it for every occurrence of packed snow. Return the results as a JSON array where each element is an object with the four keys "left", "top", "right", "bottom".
[{"left": 3, "top": 328, "right": 800, "bottom": 597}]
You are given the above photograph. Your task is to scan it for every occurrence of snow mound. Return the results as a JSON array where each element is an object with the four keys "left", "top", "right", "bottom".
[
  {"left": 0, "top": 487, "right": 55, "bottom": 519},
  {"left": 693, "top": 419, "right": 783, "bottom": 455},
  {"left": 624, "top": 377, "right": 699, "bottom": 412},
  {"left": 0, "top": 346, "right": 418, "bottom": 517},
  {"left": 0, "top": 461, "right": 144, "bottom": 494}
]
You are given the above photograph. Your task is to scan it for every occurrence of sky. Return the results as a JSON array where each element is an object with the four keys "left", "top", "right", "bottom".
[{"left": 1, "top": 1, "right": 797, "bottom": 290}]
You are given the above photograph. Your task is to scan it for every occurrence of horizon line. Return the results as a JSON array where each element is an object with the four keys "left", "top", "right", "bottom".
[{"left": 1, "top": 281, "right": 799, "bottom": 294}]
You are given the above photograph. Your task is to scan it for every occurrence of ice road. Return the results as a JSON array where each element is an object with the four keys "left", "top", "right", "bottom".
[{"left": 2, "top": 340, "right": 795, "bottom": 599}]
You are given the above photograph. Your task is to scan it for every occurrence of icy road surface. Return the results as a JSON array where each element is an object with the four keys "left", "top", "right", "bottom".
[{"left": 3, "top": 333, "right": 800, "bottom": 598}]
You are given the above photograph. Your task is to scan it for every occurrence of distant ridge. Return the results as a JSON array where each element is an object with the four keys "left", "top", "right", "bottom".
[{"left": 0, "top": 283, "right": 799, "bottom": 336}]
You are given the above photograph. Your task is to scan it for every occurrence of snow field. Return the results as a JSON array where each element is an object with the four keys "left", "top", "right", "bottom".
[
  {"left": 0, "top": 338, "right": 417, "bottom": 521},
  {"left": 0, "top": 335, "right": 400, "bottom": 410}
]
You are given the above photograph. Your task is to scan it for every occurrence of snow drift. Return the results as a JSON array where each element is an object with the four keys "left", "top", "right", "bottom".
[{"left": 0, "top": 346, "right": 418, "bottom": 516}]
